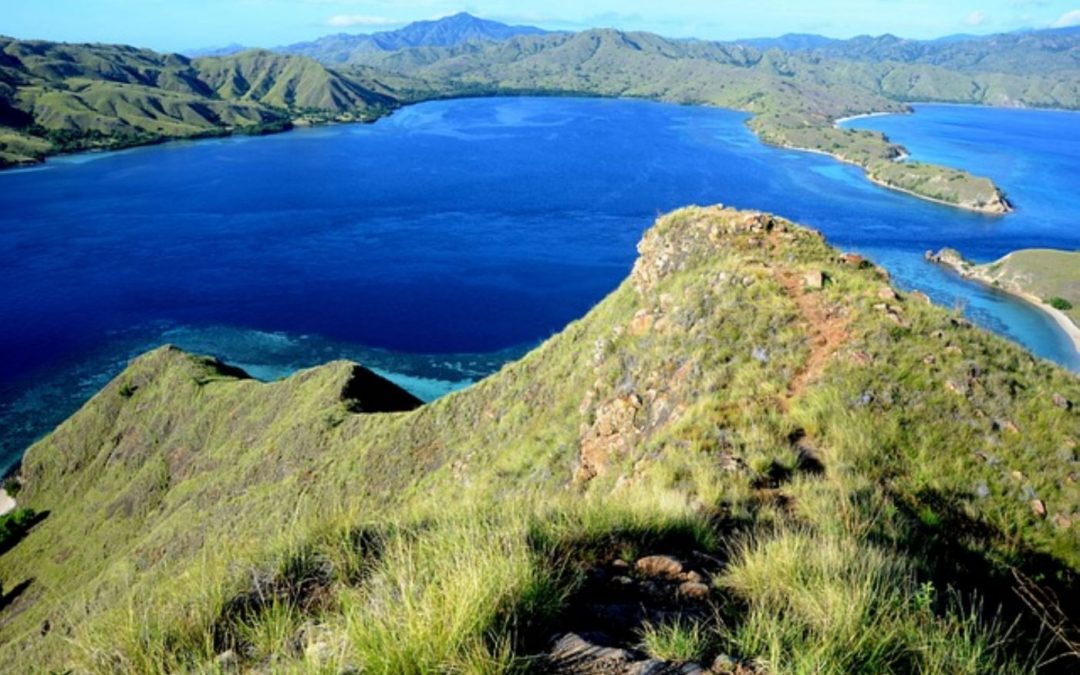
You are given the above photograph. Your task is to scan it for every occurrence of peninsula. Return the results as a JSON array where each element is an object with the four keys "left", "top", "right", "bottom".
[
  {"left": 4, "top": 16, "right": 1078, "bottom": 213},
  {"left": 927, "top": 247, "right": 1080, "bottom": 353}
]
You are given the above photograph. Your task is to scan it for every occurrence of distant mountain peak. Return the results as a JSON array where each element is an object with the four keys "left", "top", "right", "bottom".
[{"left": 278, "top": 12, "right": 548, "bottom": 64}]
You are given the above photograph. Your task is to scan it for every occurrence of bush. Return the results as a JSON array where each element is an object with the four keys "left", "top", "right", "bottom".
[
  {"left": 0, "top": 508, "right": 37, "bottom": 552},
  {"left": 1046, "top": 297, "right": 1073, "bottom": 311}
]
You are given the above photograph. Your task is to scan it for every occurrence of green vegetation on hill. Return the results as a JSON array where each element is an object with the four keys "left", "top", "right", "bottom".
[
  {"left": 1, "top": 207, "right": 1077, "bottom": 672},
  {"left": 345, "top": 26, "right": 1075, "bottom": 212},
  {"left": 3, "top": 21, "right": 1078, "bottom": 212},
  {"left": 929, "top": 247, "right": 1080, "bottom": 329},
  {"left": 0, "top": 38, "right": 396, "bottom": 166}
]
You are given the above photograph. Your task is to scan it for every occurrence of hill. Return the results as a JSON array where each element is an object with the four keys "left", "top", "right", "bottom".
[
  {"left": 350, "top": 27, "right": 1080, "bottom": 211},
  {"left": 771, "top": 26, "right": 1080, "bottom": 75},
  {"left": 1, "top": 207, "right": 1078, "bottom": 672},
  {"left": 279, "top": 12, "right": 549, "bottom": 65},
  {"left": 927, "top": 247, "right": 1080, "bottom": 349},
  {"left": 0, "top": 38, "right": 397, "bottom": 167}
]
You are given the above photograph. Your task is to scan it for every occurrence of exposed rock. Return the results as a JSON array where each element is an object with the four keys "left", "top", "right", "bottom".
[
  {"left": 635, "top": 555, "right": 685, "bottom": 579},
  {"left": 545, "top": 633, "right": 672, "bottom": 674},
  {"left": 803, "top": 270, "right": 826, "bottom": 289},
  {"left": 577, "top": 394, "right": 644, "bottom": 481},
  {"left": 877, "top": 287, "right": 899, "bottom": 301},
  {"left": 677, "top": 581, "right": 711, "bottom": 601},
  {"left": 1031, "top": 499, "right": 1047, "bottom": 519},
  {"left": 629, "top": 310, "right": 656, "bottom": 336},
  {"left": 1053, "top": 393, "right": 1073, "bottom": 411},
  {"left": 214, "top": 650, "right": 239, "bottom": 670},
  {"left": 974, "top": 483, "right": 990, "bottom": 499},
  {"left": 840, "top": 253, "right": 869, "bottom": 268}
]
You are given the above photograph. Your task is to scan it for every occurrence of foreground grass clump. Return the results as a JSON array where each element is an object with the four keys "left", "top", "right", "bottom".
[
  {"left": 2, "top": 207, "right": 1078, "bottom": 672},
  {"left": 638, "top": 618, "right": 711, "bottom": 662},
  {"left": 719, "top": 525, "right": 1025, "bottom": 673}
]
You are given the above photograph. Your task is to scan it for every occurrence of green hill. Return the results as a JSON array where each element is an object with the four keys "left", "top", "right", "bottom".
[
  {"left": 0, "top": 38, "right": 397, "bottom": 167},
  {"left": 3, "top": 26, "right": 1078, "bottom": 212},
  {"left": 1, "top": 207, "right": 1077, "bottom": 672},
  {"left": 279, "top": 12, "right": 550, "bottom": 64},
  {"left": 346, "top": 27, "right": 1080, "bottom": 212}
]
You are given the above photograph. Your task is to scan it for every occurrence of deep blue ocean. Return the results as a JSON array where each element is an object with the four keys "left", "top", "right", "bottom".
[{"left": 0, "top": 98, "right": 1077, "bottom": 472}]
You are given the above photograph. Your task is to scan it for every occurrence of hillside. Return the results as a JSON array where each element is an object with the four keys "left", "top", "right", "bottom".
[
  {"left": 1, "top": 207, "right": 1077, "bottom": 672},
  {"left": 927, "top": 247, "right": 1080, "bottom": 348},
  {"left": 766, "top": 26, "right": 1080, "bottom": 75},
  {"left": 0, "top": 39, "right": 397, "bottom": 167},
  {"left": 348, "top": 27, "right": 1077, "bottom": 212},
  {"left": 3, "top": 21, "right": 1078, "bottom": 213},
  {"left": 279, "top": 12, "right": 549, "bottom": 65}
]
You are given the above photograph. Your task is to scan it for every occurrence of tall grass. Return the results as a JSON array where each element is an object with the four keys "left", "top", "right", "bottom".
[{"left": 717, "top": 525, "right": 1031, "bottom": 673}]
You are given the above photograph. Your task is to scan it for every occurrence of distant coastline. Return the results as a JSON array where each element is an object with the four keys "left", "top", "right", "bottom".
[{"left": 926, "top": 248, "right": 1080, "bottom": 360}]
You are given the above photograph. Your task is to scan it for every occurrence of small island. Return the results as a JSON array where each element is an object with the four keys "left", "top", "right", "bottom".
[
  {"left": 752, "top": 112, "right": 1012, "bottom": 215},
  {"left": 926, "top": 247, "right": 1080, "bottom": 352}
]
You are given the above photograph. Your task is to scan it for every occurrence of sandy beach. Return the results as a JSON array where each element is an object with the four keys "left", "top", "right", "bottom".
[
  {"left": 833, "top": 111, "right": 900, "bottom": 126},
  {"left": 0, "top": 487, "right": 15, "bottom": 516}
]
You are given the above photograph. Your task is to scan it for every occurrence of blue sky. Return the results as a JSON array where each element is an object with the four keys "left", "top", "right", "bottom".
[{"left": 3, "top": 0, "right": 1079, "bottom": 52}]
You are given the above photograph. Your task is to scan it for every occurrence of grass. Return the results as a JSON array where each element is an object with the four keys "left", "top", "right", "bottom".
[
  {"left": 639, "top": 618, "right": 711, "bottom": 662},
  {"left": 1, "top": 207, "right": 1078, "bottom": 671}
]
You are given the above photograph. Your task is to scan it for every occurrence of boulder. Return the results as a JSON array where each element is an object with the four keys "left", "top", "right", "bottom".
[
  {"left": 803, "top": 270, "right": 826, "bottom": 289},
  {"left": 1031, "top": 500, "right": 1047, "bottom": 519},
  {"left": 635, "top": 555, "right": 684, "bottom": 579},
  {"left": 677, "top": 581, "right": 711, "bottom": 601}
]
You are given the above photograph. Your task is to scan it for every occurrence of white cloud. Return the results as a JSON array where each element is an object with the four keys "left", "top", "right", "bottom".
[
  {"left": 326, "top": 14, "right": 401, "bottom": 28},
  {"left": 1050, "top": 9, "right": 1080, "bottom": 27},
  {"left": 965, "top": 10, "right": 988, "bottom": 26}
]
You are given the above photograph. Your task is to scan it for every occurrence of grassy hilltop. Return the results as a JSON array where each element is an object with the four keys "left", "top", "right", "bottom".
[{"left": 1, "top": 207, "right": 1078, "bottom": 672}]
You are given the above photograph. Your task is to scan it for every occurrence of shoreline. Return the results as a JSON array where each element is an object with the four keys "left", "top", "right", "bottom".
[
  {"left": 833, "top": 110, "right": 908, "bottom": 126},
  {"left": 926, "top": 251, "right": 1080, "bottom": 362},
  {"left": 0, "top": 487, "right": 15, "bottom": 516},
  {"left": 773, "top": 142, "right": 1008, "bottom": 215}
]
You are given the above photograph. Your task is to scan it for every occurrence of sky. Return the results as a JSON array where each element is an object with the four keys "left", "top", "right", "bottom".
[{"left": 2, "top": 0, "right": 1079, "bottom": 52}]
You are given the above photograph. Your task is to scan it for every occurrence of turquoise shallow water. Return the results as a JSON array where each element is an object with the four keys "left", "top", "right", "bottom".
[{"left": 0, "top": 98, "right": 1076, "bottom": 472}]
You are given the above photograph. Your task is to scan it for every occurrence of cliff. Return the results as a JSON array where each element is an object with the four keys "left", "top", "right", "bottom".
[{"left": 0, "top": 208, "right": 1077, "bottom": 672}]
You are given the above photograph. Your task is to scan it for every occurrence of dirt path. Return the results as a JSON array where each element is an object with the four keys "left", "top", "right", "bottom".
[{"left": 774, "top": 269, "right": 851, "bottom": 406}]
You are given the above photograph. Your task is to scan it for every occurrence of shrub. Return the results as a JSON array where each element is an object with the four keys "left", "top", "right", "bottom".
[
  {"left": 1046, "top": 297, "right": 1073, "bottom": 311},
  {"left": 0, "top": 508, "right": 38, "bottom": 552}
]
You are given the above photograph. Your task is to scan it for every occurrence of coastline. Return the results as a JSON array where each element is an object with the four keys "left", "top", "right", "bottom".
[
  {"left": 773, "top": 142, "right": 1008, "bottom": 215},
  {"left": 0, "top": 487, "right": 15, "bottom": 516},
  {"left": 0, "top": 111, "right": 394, "bottom": 174},
  {"left": 926, "top": 251, "right": 1080, "bottom": 361},
  {"left": 833, "top": 110, "right": 907, "bottom": 126}
]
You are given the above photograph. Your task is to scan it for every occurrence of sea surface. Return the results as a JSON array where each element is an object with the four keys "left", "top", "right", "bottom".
[{"left": 1, "top": 98, "right": 1077, "bottom": 472}]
